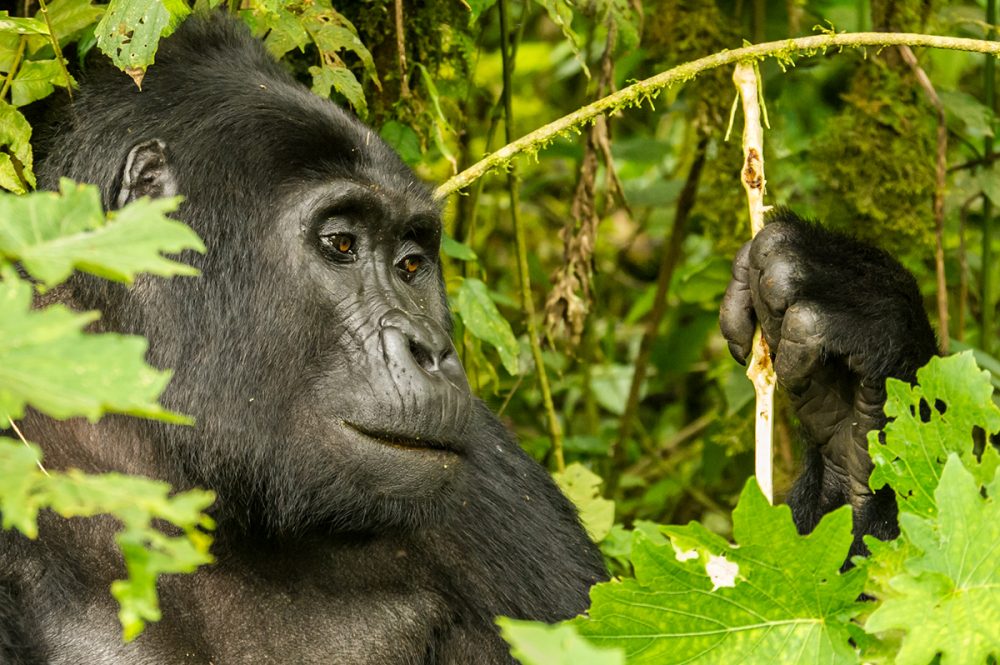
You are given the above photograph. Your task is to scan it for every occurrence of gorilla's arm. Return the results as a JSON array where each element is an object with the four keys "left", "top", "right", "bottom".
[{"left": 720, "top": 210, "right": 937, "bottom": 555}]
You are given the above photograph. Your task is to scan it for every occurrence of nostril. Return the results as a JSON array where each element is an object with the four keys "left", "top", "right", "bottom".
[{"left": 408, "top": 337, "right": 439, "bottom": 372}]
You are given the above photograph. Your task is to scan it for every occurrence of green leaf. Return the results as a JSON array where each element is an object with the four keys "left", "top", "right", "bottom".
[
  {"left": 553, "top": 463, "right": 615, "bottom": 542},
  {"left": 588, "top": 364, "right": 640, "bottom": 416},
  {"left": 941, "top": 89, "right": 996, "bottom": 141},
  {"left": 499, "top": 618, "right": 625, "bottom": 665},
  {"left": 869, "top": 352, "right": 1000, "bottom": 518},
  {"left": 309, "top": 64, "right": 366, "bottom": 118},
  {"left": 440, "top": 231, "right": 477, "bottom": 261},
  {"left": 26, "top": 0, "right": 104, "bottom": 52},
  {"left": 531, "top": 0, "right": 589, "bottom": 78},
  {"left": 865, "top": 456, "right": 1000, "bottom": 665},
  {"left": 0, "top": 270, "right": 188, "bottom": 423},
  {"left": 465, "top": 0, "right": 498, "bottom": 25},
  {"left": 416, "top": 63, "right": 457, "bottom": 172},
  {"left": 95, "top": 0, "right": 190, "bottom": 85},
  {"left": 0, "top": 179, "right": 204, "bottom": 286},
  {"left": 573, "top": 479, "right": 864, "bottom": 664},
  {"left": 0, "top": 438, "right": 214, "bottom": 641},
  {"left": 0, "top": 100, "right": 35, "bottom": 193},
  {"left": 11, "top": 58, "right": 74, "bottom": 107},
  {"left": 455, "top": 277, "right": 520, "bottom": 375},
  {"left": 258, "top": 7, "right": 309, "bottom": 58},
  {"left": 380, "top": 120, "right": 422, "bottom": 167},
  {"left": 0, "top": 12, "right": 49, "bottom": 35}
]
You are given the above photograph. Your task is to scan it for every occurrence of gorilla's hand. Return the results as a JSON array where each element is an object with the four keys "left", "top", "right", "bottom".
[{"left": 719, "top": 211, "right": 936, "bottom": 534}]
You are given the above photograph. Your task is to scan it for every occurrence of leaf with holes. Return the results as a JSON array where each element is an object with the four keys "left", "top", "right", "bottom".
[
  {"left": 0, "top": 100, "right": 34, "bottom": 193},
  {"left": 455, "top": 277, "right": 520, "bottom": 376},
  {"left": 95, "top": 0, "right": 190, "bottom": 86},
  {"left": 868, "top": 352, "right": 1000, "bottom": 518},
  {"left": 571, "top": 479, "right": 864, "bottom": 664},
  {"left": 864, "top": 455, "right": 1000, "bottom": 665}
]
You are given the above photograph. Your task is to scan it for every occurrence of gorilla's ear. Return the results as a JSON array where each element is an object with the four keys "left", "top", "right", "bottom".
[{"left": 116, "top": 139, "right": 177, "bottom": 208}]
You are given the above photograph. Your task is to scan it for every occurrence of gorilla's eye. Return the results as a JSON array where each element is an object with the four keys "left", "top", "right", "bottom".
[
  {"left": 398, "top": 255, "right": 424, "bottom": 280},
  {"left": 320, "top": 233, "right": 357, "bottom": 261}
]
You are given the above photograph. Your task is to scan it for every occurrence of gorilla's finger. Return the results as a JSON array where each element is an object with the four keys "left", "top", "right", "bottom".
[
  {"left": 719, "top": 242, "right": 754, "bottom": 363},
  {"left": 748, "top": 221, "right": 796, "bottom": 273},
  {"left": 774, "top": 302, "right": 824, "bottom": 394}
]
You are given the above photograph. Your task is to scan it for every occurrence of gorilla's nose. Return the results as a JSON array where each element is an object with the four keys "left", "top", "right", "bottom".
[{"left": 380, "top": 310, "right": 469, "bottom": 391}]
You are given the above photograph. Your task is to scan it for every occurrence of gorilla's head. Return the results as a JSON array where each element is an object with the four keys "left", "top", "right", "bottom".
[{"left": 36, "top": 15, "right": 481, "bottom": 535}]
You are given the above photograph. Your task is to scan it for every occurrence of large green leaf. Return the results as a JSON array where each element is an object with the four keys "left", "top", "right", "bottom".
[
  {"left": 455, "top": 277, "right": 520, "bottom": 375},
  {"left": 573, "top": 480, "right": 863, "bottom": 664},
  {"left": 0, "top": 270, "right": 188, "bottom": 423},
  {"left": 869, "top": 352, "right": 1000, "bottom": 518},
  {"left": 865, "top": 456, "right": 1000, "bottom": 665},
  {"left": 0, "top": 438, "right": 214, "bottom": 641},
  {"left": 0, "top": 179, "right": 203, "bottom": 286},
  {"left": 94, "top": 0, "right": 190, "bottom": 85}
]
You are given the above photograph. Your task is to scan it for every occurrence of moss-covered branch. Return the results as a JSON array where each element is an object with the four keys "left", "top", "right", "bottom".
[{"left": 435, "top": 31, "right": 1000, "bottom": 199}]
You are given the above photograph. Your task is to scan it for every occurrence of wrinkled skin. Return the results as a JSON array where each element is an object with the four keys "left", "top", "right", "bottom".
[
  {"left": 0, "top": 15, "right": 605, "bottom": 664},
  {"left": 720, "top": 210, "right": 937, "bottom": 556}
]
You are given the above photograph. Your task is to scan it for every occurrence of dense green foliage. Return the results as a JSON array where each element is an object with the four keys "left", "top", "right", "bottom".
[{"left": 1, "top": 0, "right": 999, "bottom": 661}]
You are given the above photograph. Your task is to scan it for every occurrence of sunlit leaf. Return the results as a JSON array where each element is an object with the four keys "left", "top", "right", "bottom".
[
  {"left": 0, "top": 439, "right": 214, "bottom": 641},
  {"left": 0, "top": 179, "right": 203, "bottom": 286},
  {"left": 0, "top": 100, "right": 34, "bottom": 193},
  {"left": 573, "top": 480, "right": 863, "bottom": 664},
  {"left": 869, "top": 352, "right": 1000, "bottom": 518},
  {"left": 499, "top": 619, "right": 624, "bottom": 665},
  {"left": 0, "top": 270, "right": 189, "bottom": 423},
  {"left": 865, "top": 456, "right": 1000, "bottom": 665}
]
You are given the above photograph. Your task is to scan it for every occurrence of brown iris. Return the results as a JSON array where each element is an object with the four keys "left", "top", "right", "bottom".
[{"left": 401, "top": 256, "right": 422, "bottom": 274}]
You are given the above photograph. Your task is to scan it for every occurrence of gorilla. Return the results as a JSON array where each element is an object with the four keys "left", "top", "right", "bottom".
[
  {"left": 0, "top": 12, "right": 935, "bottom": 665},
  {"left": 720, "top": 212, "right": 936, "bottom": 556}
]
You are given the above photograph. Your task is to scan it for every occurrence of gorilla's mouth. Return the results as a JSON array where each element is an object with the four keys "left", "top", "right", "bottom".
[{"left": 344, "top": 422, "right": 458, "bottom": 454}]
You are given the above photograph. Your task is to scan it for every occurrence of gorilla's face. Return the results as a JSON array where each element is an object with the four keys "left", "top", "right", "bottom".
[
  {"left": 275, "top": 177, "right": 476, "bottom": 527},
  {"left": 113, "top": 115, "right": 478, "bottom": 534}
]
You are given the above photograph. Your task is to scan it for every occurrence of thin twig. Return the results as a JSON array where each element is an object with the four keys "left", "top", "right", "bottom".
[
  {"left": 733, "top": 62, "right": 776, "bottom": 505},
  {"left": 36, "top": 0, "right": 72, "bottom": 100},
  {"left": 393, "top": 0, "right": 410, "bottom": 99},
  {"left": 498, "top": 0, "right": 564, "bottom": 471},
  {"left": 899, "top": 45, "right": 949, "bottom": 353},
  {"left": 957, "top": 193, "right": 981, "bottom": 342},
  {"left": 0, "top": 36, "right": 27, "bottom": 101},
  {"left": 435, "top": 32, "right": 1000, "bottom": 200},
  {"left": 982, "top": 0, "right": 997, "bottom": 354},
  {"left": 7, "top": 417, "right": 48, "bottom": 476}
]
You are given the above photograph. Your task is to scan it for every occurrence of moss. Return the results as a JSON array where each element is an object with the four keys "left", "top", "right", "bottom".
[{"left": 809, "top": 58, "right": 936, "bottom": 254}]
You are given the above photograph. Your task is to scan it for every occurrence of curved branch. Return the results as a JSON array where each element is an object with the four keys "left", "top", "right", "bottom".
[{"left": 435, "top": 31, "right": 1000, "bottom": 199}]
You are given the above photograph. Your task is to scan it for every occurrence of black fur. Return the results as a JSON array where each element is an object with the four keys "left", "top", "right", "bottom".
[
  {"left": 4, "top": 15, "right": 605, "bottom": 663},
  {"left": 720, "top": 209, "right": 938, "bottom": 558}
]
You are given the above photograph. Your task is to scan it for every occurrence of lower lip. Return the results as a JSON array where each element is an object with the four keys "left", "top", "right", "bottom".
[{"left": 344, "top": 422, "right": 457, "bottom": 455}]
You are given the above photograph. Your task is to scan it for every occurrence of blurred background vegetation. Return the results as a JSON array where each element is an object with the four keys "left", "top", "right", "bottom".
[
  {"left": 344, "top": 0, "right": 1000, "bottom": 544},
  {"left": 5, "top": 0, "right": 999, "bottom": 550}
]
